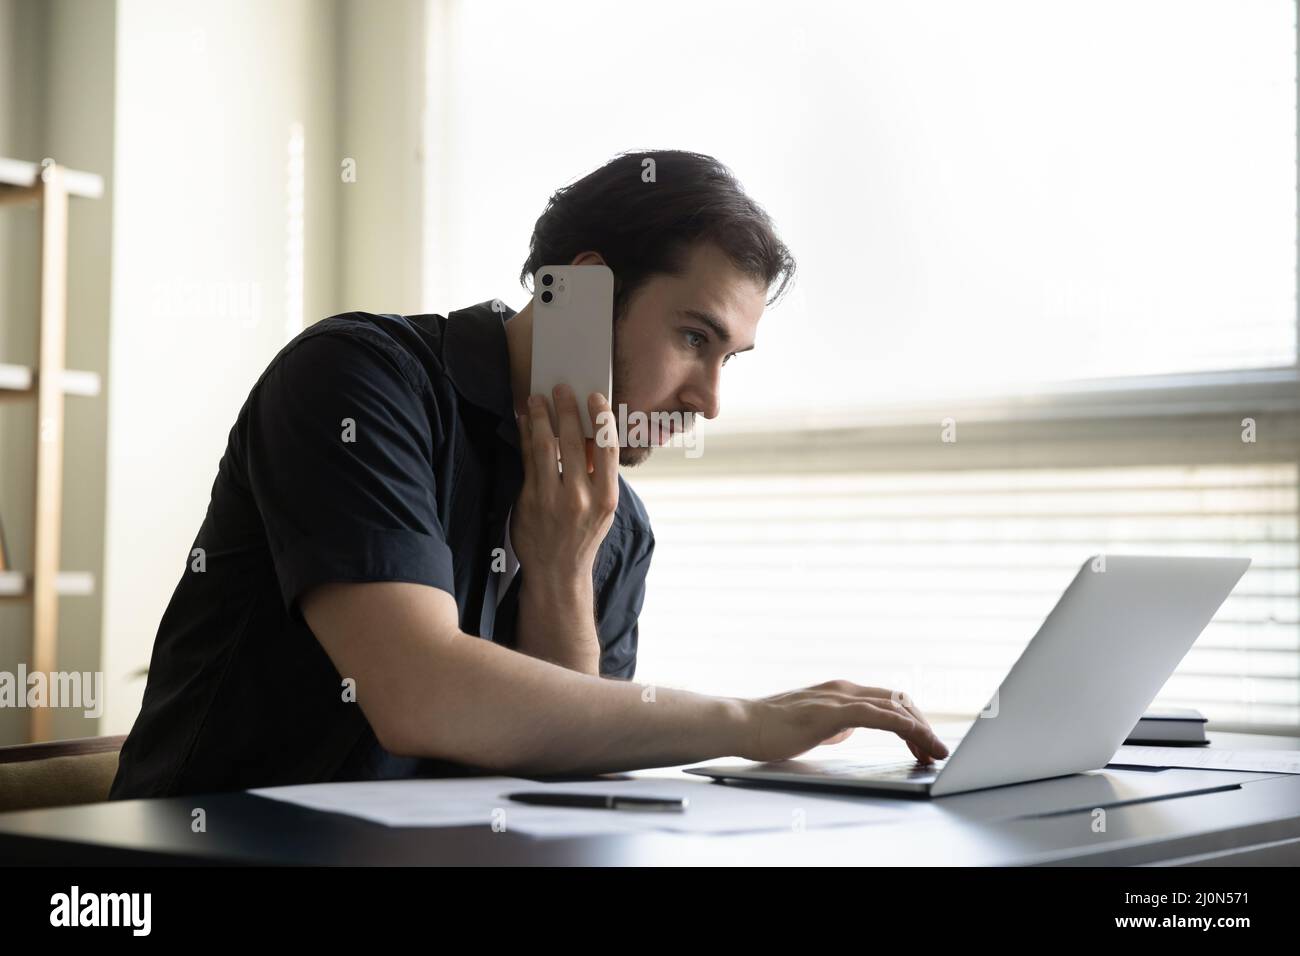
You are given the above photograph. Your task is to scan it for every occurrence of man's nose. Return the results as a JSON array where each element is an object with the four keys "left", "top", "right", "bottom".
[{"left": 682, "top": 368, "right": 721, "bottom": 420}]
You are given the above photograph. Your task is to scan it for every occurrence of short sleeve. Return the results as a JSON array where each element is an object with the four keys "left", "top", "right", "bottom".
[
  {"left": 594, "top": 527, "right": 654, "bottom": 680},
  {"left": 245, "top": 329, "right": 455, "bottom": 624}
]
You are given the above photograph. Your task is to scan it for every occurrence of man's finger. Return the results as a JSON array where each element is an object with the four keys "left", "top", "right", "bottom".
[
  {"left": 853, "top": 701, "right": 944, "bottom": 757},
  {"left": 823, "top": 689, "right": 932, "bottom": 761},
  {"left": 894, "top": 691, "right": 946, "bottom": 759},
  {"left": 889, "top": 691, "right": 946, "bottom": 759},
  {"left": 527, "top": 394, "right": 559, "bottom": 481},
  {"left": 515, "top": 411, "right": 532, "bottom": 483},
  {"left": 589, "top": 392, "right": 619, "bottom": 503},
  {"left": 842, "top": 682, "right": 947, "bottom": 759},
  {"left": 553, "top": 384, "right": 586, "bottom": 485}
]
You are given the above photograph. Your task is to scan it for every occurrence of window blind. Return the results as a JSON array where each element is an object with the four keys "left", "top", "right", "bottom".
[{"left": 631, "top": 418, "right": 1300, "bottom": 734}]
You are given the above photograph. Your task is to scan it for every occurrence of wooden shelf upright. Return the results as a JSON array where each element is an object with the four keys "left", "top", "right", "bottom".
[{"left": 0, "top": 157, "right": 104, "bottom": 742}]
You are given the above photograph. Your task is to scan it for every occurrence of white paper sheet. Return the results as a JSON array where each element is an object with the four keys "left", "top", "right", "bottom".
[
  {"left": 497, "top": 776, "right": 907, "bottom": 836},
  {"left": 247, "top": 774, "right": 906, "bottom": 838},
  {"left": 249, "top": 777, "right": 534, "bottom": 827},
  {"left": 1109, "top": 746, "right": 1300, "bottom": 774}
]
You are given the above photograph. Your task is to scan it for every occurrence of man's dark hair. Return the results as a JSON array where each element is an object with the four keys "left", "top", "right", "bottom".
[{"left": 520, "top": 149, "right": 796, "bottom": 318}]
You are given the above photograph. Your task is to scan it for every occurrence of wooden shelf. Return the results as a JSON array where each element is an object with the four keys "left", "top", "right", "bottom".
[
  {"left": 0, "top": 363, "right": 101, "bottom": 399},
  {"left": 0, "top": 157, "right": 102, "bottom": 742},
  {"left": 0, "top": 157, "right": 103, "bottom": 201},
  {"left": 0, "top": 570, "right": 95, "bottom": 600}
]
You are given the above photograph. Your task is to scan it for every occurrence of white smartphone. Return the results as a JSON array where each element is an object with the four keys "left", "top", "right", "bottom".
[{"left": 529, "top": 264, "right": 614, "bottom": 439}]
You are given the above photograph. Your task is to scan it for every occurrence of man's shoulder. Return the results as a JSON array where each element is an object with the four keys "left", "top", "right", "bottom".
[
  {"left": 264, "top": 311, "right": 450, "bottom": 397},
  {"left": 308, "top": 310, "right": 445, "bottom": 357},
  {"left": 303, "top": 310, "right": 436, "bottom": 344}
]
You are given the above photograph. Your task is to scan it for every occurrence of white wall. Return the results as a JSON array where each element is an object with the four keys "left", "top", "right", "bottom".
[
  {"left": 100, "top": 0, "right": 341, "bottom": 734},
  {"left": 337, "top": 0, "right": 426, "bottom": 312}
]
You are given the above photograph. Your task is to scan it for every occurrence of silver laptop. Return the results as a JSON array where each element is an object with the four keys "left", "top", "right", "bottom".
[{"left": 684, "top": 554, "right": 1250, "bottom": 798}]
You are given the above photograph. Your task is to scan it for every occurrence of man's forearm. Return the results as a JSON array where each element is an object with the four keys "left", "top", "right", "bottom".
[
  {"left": 394, "top": 625, "right": 750, "bottom": 776},
  {"left": 513, "top": 573, "right": 602, "bottom": 676}
]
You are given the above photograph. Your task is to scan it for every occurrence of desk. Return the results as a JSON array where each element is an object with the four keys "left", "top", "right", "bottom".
[{"left": 2, "top": 729, "right": 1298, "bottom": 865}]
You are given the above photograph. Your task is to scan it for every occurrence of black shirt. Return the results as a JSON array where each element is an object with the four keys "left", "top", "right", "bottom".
[{"left": 109, "top": 302, "right": 655, "bottom": 799}]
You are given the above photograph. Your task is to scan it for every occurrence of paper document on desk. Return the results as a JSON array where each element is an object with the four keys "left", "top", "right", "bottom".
[
  {"left": 1109, "top": 746, "right": 1300, "bottom": 774},
  {"left": 248, "top": 775, "right": 905, "bottom": 837},
  {"left": 497, "top": 776, "right": 906, "bottom": 837},
  {"left": 249, "top": 777, "right": 535, "bottom": 828}
]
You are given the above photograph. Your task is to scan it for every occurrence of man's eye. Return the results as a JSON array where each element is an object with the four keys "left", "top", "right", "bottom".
[{"left": 683, "top": 330, "right": 706, "bottom": 349}]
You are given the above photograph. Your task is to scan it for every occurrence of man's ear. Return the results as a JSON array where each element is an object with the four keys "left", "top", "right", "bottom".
[{"left": 570, "top": 250, "right": 607, "bottom": 267}]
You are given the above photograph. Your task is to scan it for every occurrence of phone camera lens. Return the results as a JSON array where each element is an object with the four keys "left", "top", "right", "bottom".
[
  {"left": 541, "top": 290, "right": 553, "bottom": 303},
  {"left": 541, "top": 273, "right": 554, "bottom": 287}
]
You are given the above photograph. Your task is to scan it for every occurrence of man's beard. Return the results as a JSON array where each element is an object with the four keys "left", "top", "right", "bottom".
[
  {"left": 610, "top": 326, "right": 654, "bottom": 468},
  {"left": 620, "top": 442, "right": 653, "bottom": 467}
]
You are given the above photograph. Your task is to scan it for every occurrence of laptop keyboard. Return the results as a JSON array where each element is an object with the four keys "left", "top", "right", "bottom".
[{"left": 815, "top": 758, "right": 946, "bottom": 778}]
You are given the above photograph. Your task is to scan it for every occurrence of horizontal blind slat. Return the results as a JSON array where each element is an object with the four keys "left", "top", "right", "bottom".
[{"left": 633, "top": 461, "right": 1299, "bottom": 731}]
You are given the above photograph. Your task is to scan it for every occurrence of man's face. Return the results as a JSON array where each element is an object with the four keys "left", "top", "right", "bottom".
[{"left": 608, "top": 242, "right": 767, "bottom": 466}]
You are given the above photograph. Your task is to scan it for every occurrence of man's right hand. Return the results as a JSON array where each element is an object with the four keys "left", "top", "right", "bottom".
[{"left": 739, "top": 681, "right": 950, "bottom": 765}]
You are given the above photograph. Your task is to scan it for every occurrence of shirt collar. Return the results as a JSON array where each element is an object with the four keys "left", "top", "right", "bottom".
[{"left": 442, "top": 299, "right": 522, "bottom": 450}]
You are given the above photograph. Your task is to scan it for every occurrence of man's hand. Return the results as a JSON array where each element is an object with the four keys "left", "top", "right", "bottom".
[
  {"left": 509, "top": 384, "right": 620, "bottom": 673},
  {"left": 741, "top": 681, "right": 950, "bottom": 765}
]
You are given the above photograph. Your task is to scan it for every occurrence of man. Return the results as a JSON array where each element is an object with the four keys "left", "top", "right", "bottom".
[{"left": 110, "top": 150, "right": 946, "bottom": 798}]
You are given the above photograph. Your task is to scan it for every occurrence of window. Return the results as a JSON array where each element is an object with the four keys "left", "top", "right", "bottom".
[{"left": 423, "top": 0, "right": 1299, "bottom": 733}]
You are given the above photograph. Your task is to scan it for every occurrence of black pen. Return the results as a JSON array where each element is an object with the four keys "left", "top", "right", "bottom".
[{"left": 506, "top": 792, "right": 688, "bottom": 812}]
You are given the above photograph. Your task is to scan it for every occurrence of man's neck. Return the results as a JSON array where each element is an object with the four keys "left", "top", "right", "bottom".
[{"left": 503, "top": 299, "right": 534, "bottom": 419}]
